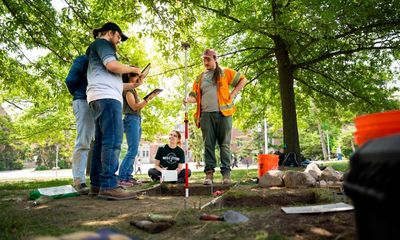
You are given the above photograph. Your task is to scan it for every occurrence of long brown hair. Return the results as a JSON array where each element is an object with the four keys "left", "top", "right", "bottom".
[
  {"left": 172, "top": 130, "right": 182, "bottom": 146},
  {"left": 212, "top": 61, "right": 222, "bottom": 85}
]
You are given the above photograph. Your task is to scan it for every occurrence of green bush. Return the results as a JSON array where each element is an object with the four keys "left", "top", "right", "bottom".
[
  {"left": 11, "top": 160, "right": 24, "bottom": 170},
  {"left": 0, "top": 161, "right": 5, "bottom": 171},
  {"left": 35, "top": 165, "right": 49, "bottom": 171},
  {"left": 57, "top": 160, "right": 70, "bottom": 169}
]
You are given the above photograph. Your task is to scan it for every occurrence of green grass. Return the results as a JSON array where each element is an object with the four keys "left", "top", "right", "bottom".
[
  {"left": 0, "top": 164, "right": 346, "bottom": 192},
  {"left": 0, "top": 169, "right": 259, "bottom": 192},
  {"left": 0, "top": 179, "right": 72, "bottom": 191},
  {"left": 134, "top": 168, "right": 259, "bottom": 184},
  {"left": 319, "top": 160, "right": 350, "bottom": 172},
  {"left": 0, "top": 168, "right": 348, "bottom": 240}
]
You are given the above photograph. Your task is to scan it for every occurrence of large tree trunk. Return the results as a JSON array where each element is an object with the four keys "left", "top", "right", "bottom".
[{"left": 273, "top": 36, "right": 301, "bottom": 156}]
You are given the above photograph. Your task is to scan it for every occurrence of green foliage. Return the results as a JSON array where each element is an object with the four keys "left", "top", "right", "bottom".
[
  {"left": 35, "top": 165, "right": 49, "bottom": 171},
  {"left": 57, "top": 159, "right": 70, "bottom": 169},
  {"left": 320, "top": 161, "right": 350, "bottom": 172},
  {"left": 0, "top": 179, "right": 72, "bottom": 191},
  {"left": 0, "top": 114, "right": 30, "bottom": 170},
  {"left": 1, "top": 0, "right": 399, "bottom": 162}
]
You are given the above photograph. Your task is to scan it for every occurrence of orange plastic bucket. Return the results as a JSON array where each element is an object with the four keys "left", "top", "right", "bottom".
[
  {"left": 354, "top": 110, "right": 400, "bottom": 146},
  {"left": 258, "top": 154, "right": 279, "bottom": 178}
]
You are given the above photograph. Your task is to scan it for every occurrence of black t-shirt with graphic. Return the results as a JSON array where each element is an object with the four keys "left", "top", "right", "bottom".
[{"left": 155, "top": 144, "right": 185, "bottom": 170}]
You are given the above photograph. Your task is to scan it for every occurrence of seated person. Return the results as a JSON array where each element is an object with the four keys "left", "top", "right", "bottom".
[{"left": 148, "top": 130, "right": 191, "bottom": 183}]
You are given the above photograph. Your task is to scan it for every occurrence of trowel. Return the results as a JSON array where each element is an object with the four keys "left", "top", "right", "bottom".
[{"left": 200, "top": 210, "right": 249, "bottom": 224}]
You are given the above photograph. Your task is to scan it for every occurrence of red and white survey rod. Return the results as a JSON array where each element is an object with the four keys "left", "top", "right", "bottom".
[{"left": 182, "top": 42, "right": 190, "bottom": 198}]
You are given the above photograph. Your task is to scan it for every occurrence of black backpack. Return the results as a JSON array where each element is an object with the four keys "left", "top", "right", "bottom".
[{"left": 65, "top": 55, "right": 88, "bottom": 96}]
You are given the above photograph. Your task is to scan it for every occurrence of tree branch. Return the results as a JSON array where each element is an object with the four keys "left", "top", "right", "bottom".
[
  {"left": 2, "top": 0, "right": 65, "bottom": 61},
  {"left": 2, "top": 36, "right": 35, "bottom": 65},
  {"left": 197, "top": 5, "right": 241, "bottom": 23},
  {"left": 335, "top": 19, "right": 400, "bottom": 39},
  {"left": 4, "top": 99, "right": 24, "bottom": 110},
  {"left": 299, "top": 66, "right": 374, "bottom": 105},
  {"left": 63, "top": 0, "right": 91, "bottom": 29},
  {"left": 295, "top": 77, "right": 338, "bottom": 101},
  {"left": 295, "top": 45, "right": 398, "bottom": 69},
  {"left": 24, "top": 0, "right": 78, "bottom": 55}
]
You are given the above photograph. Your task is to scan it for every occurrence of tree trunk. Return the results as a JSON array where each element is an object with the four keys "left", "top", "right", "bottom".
[
  {"left": 273, "top": 36, "right": 300, "bottom": 156},
  {"left": 317, "top": 121, "right": 328, "bottom": 160}
]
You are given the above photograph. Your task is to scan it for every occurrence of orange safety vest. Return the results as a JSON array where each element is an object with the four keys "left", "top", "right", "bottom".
[{"left": 189, "top": 67, "right": 245, "bottom": 128}]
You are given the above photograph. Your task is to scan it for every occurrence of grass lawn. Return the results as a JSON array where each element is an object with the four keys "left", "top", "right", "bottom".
[{"left": 0, "top": 167, "right": 355, "bottom": 240}]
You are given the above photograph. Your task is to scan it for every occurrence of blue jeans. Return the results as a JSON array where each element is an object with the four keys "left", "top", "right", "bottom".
[
  {"left": 89, "top": 99, "right": 123, "bottom": 190},
  {"left": 72, "top": 99, "right": 95, "bottom": 183},
  {"left": 119, "top": 114, "right": 141, "bottom": 181}
]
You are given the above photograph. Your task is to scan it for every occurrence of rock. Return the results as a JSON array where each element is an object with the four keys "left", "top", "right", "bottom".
[
  {"left": 304, "top": 163, "right": 322, "bottom": 180},
  {"left": 283, "top": 171, "right": 316, "bottom": 188},
  {"left": 321, "top": 167, "right": 341, "bottom": 182},
  {"left": 258, "top": 170, "right": 284, "bottom": 187},
  {"left": 130, "top": 220, "right": 173, "bottom": 233},
  {"left": 319, "top": 180, "right": 327, "bottom": 187}
]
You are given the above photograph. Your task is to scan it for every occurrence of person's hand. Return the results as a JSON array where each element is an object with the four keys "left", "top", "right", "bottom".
[
  {"left": 130, "top": 66, "right": 141, "bottom": 75},
  {"left": 183, "top": 96, "right": 194, "bottom": 105},
  {"left": 229, "top": 91, "right": 237, "bottom": 100},
  {"left": 146, "top": 93, "right": 157, "bottom": 102},
  {"left": 136, "top": 75, "right": 144, "bottom": 86}
]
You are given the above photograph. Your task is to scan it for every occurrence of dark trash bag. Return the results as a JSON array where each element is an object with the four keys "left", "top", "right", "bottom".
[{"left": 343, "top": 134, "right": 400, "bottom": 240}]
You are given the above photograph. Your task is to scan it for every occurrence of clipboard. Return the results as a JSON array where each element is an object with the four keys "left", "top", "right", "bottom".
[
  {"left": 161, "top": 170, "right": 178, "bottom": 182},
  {"left": 143, "top": 88, "right": 163, "bottom": 101}
]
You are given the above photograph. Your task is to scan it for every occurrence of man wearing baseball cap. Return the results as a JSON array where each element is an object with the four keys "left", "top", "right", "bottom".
[
  {"left": 184, "top": 48, "right": 247, "bottom": 185},
  {"left": 86, "top": 22, "right": 140, "bottom": 200}
]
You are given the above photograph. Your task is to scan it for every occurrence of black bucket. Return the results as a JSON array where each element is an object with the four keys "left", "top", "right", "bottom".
[{"left": 343, "top": 134, "right": 400, "bottom": 240}]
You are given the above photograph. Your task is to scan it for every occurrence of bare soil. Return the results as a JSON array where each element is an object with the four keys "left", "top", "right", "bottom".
[{"left": 1, "top": 183, "right": 357, "bottom": 240}]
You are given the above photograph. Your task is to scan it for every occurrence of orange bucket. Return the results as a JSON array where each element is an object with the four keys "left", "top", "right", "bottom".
[
  {"left": 258, "top": 154, "right": 279, "bottom": 178},
  {"left": 354, "top": 110, "right": 400, "bottom": 146}
]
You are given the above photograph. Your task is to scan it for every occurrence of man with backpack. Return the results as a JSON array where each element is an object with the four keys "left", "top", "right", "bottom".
[{"left": 65, "top": 55, "right": 95, "bottom": 195}]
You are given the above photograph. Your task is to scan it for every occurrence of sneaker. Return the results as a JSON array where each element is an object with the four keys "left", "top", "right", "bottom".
[
  {"left": 203, "top": 170, "right": 214, "bottom": 185},
  {"left": 128, "top": 178, "right": 142, "bottom": 185},
  {"left": 88, "top": 186, "right": 100, "bottom": 196},
  {"left": 98, "top": 186, "right": 138, "bottom": 200},
  {"left": 119, "top": 180, "right": 134, "bottom": 187},
  {"left": 222, "top": 172, "right": 232, "bottom": 184},
  {"left": 74, "top": 183, "right": 89, "bottom": 195},
  {"left": 177, "top": 178, "right": 185, "bottom": 184}
]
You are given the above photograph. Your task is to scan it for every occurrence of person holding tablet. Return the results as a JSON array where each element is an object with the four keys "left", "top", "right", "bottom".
[{"left": 118, "top": 71, "right": 159, "bottom": 186}]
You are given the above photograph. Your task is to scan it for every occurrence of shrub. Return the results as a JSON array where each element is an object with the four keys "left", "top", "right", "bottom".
[
  {"left": 57, "top": 160, "right": 70, "bottom": 169},
  {"left": 35, "top": 165, "right": 49, "bottom": 171},
  {"left": 11, "top": 160, "right": 24, "bottom": 170}
]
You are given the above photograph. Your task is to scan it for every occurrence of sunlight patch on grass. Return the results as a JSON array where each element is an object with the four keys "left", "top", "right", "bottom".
[{"left": 82, "top": 219, "right": 122, "bottom": 226}]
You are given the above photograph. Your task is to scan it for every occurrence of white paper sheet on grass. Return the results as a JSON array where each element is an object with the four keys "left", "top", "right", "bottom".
[
  {"left": 38, "top": 185, "right": 77, "bottom": 196},
  {"left": 161, "top": 170, "right": 178, "bottom": 182},
  {"left": 281, "top": 202, "right": 354, "bottom": 214}
]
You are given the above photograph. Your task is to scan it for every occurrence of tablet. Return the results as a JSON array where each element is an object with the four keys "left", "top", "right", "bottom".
[
  {"left": 129, "top": 63, "right": 150, "bottom": 78},
  {"left": 141, "top": 63, "right": 151, "bottom": 79},
  {"left": 143, "top": 88, "right": 163, "bottom": 101}
]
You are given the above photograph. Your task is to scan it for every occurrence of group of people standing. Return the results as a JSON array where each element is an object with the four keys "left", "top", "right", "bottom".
[{"left": 66, "top": 22, "right": 247, "bottom": 200}]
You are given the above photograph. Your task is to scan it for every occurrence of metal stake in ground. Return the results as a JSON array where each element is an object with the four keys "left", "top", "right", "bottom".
[{"left": 182, "top": 42, "right": 190, "bottom": 198}]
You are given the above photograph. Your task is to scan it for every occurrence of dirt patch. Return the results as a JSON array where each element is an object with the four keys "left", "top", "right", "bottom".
[
  {"left": 0, "top": 183, "right": 357, "bottom": 240},
  {"left": 219, "top": 188, "right": 318, "bottom": 207},
  {"left": 138, "top": 183, "right": 233, "bottom": 196}
]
